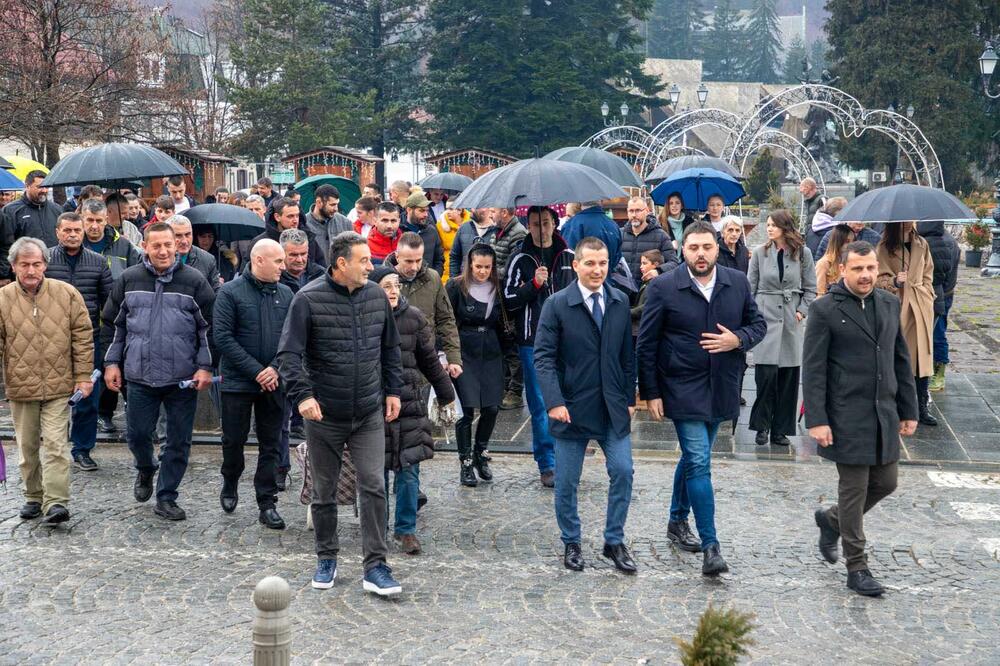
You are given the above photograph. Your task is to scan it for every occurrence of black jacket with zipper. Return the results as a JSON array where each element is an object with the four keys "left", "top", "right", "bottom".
[{"left": 502, "top": 232, "right": 575, "bottom": 346}]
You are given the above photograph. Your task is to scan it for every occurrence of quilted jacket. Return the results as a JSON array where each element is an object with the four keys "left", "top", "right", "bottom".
[{"left": 0, "top": 278, "right": 94, "bottom": 400}]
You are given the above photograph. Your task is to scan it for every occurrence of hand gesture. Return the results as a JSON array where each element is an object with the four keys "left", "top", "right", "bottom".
[
  {"left": 256, "top": 366, "right": 279, "bottom": 392},
  {"left": 700, "top": 324, "right": 740, "bottom": 354},
  {"left": 535, "top": 266, "right": 549, "bottom": 285}
]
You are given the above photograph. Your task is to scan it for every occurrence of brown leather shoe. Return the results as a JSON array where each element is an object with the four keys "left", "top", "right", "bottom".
[{"left": 396, "top": 533, "right": 421, "bottom": 555}]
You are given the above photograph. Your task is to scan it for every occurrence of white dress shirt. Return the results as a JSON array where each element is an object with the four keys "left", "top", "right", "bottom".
[
  {"left": 577, "top": 280, "right": 605, "bottom": 315},
  {"left": 688, "top": 267, "right": 717, "bottom": 302}
]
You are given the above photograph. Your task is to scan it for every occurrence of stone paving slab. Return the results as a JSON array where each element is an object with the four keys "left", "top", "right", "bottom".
[{"left": 1, "top": 446, "right": 999, "bottom": 664}]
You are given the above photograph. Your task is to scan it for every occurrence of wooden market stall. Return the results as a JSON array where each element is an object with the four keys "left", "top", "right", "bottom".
[
  {"left": 423, "top": 148, "right": 518, "bottom": 180},
  {"left": 149, "top": 145, "right": 235, "bottom": 201},
  {"left": 282, "top": 146, "right": 382, "bottom": 185}
]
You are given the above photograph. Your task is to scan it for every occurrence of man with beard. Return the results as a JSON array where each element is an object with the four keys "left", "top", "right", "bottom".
[
  {"left": 0, "top": 170, "right": 63, "bottom": 283},
  {"left": 636, "top": 221, "right": 766, "bottom": 576},
  {"left": 304, "top": 184, "right": 352, "bottom": 266},
  {"left": 804, "top": 241, "right": 918, "bottom": 597},
  {"left": 402, "top": 192, "right": 444, "bottom": 275},
  {"left": 620, "top": 196, "right": 678, "bottom": 290}
]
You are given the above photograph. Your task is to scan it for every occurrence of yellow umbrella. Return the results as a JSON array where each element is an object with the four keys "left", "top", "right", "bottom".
[{"left": 3, "top": 155, "right": 48, "bottom": 182}]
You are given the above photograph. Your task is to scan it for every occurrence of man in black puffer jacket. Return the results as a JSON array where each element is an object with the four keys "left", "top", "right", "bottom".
[
  {"left": 620, "top": 198, "right": 679, "bottom": 293},
  {"left": 47, "top": 212, "right": 113, "bottom": 472},
  {"left": 370, "top": 264, "right": 455, "bottom": 555},
  {"left": 918, "top": 220, "right": 961, "bottom": 391},
  {"left": 214, "top": 240, "right": 294, "bottom": 530},
  {"left": 277, "top": 231, "right": 405, "bottom": 596},
  {"left": 0, "top": 170, "right": 63, "bottom": 281}
]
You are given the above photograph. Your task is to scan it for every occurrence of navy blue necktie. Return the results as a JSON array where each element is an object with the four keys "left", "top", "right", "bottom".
[{"left": 590, "top": 292, "right": 604, "bottom": 330}]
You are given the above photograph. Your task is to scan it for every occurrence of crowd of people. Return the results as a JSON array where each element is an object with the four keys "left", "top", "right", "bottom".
[{"left": 0, "top": 168, "right": 962, "bottom": 598}]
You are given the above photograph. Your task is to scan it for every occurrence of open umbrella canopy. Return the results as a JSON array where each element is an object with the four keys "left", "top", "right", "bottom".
[
  {"left": 0, "top": 168, "right": 24, "bottom": 191},
  {"left": 645, "top": 155, "right": 742, "bottom": 184},
  {"left": 293, "top": 174, "right": 360, "bottom": 216},
  {"left": 833, "top": 184, "right": 977, "bottom": 224},
  {"left": 182, "top": 204, "right": 266, "bottom": 243},
  {"left": 419, "top": 172, "right": 474, "bottom": 193},
  {"left": 0, "top": 156, "right": 12, "bottom": 170},
  {"left": 542, "top": 146, "right": 643, "bottom": 188},
  {"left": 3, "top": 155, "right": 47, "bottom": 181},
  {"left": 451, "top": 158, "right": 627, "bottom": 209},
  {"left": 650, "top": 167, "right": 745, "bottom": 209},
  {"left": 41, "top": 143, "right": 187, "bottom": 189}
]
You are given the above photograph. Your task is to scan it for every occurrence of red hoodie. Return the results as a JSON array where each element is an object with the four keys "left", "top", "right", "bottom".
[{"left": 367, "top": 228, "right": 398, "bottom": 264}]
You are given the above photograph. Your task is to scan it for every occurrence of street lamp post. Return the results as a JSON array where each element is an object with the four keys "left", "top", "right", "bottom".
[
  {"left": 601, "top": 100, "right": 630, "bottom": 127},
  {"left": 978, "top": 41, "right": 1000, "bottom": 276},
  {"left": 696, "top": 83, "right": 709, "bottom": 109}
]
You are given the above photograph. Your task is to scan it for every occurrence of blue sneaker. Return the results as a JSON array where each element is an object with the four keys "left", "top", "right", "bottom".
[
  {"left": 312, "top": 559, "right": 337, "bottom": 589},
  {"left": 362, "top": 563, "right": 402, "bottom": 596}
]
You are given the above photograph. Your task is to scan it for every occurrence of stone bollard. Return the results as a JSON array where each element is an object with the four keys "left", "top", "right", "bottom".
[{"left": 253, "top": 576, "right": 292, "bottom": 666}]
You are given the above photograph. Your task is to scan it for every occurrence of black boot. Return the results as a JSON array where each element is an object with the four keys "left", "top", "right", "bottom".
[
  {"left": 473, "top": 444, "right": 493, "bottom": 482},
  {"left": 916, "top": 376, "right": 937, "bottom": 426},
  {"left": 754, "top": 430, "right": 769, "bottom": 446},
  {"left": 456, "top": 416, "right": 477, "bottom": 486},
  {"left": 460, "top": 459, "right": 478, "bottom": 487}
]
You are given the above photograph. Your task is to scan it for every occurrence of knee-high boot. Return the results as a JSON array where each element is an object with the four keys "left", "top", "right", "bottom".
[{"left": 455, "top": 415, "right": 477, "bottom": 486}]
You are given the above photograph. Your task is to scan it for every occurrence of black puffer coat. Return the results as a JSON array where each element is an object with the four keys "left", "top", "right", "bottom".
[
  {"left": 277, "top": 276, "right": 402, "bottom": 420},
  {"left": 46, "top": 246, "right": 114, "bottom": 331},
  {"left": 716, "top": 234, "right": 751, "bottom": 274},
  {"left": 385, "top": 297, "right": 456, "bottom": 471},
  {"left": 0, "top": 196, "right": 62, "bottom": 279},
  {"left": 917, "top": 221, "right": 961, "bottom": 314},
  {"left": 620, "top": 216, "right": 679, "bottom": 284}
]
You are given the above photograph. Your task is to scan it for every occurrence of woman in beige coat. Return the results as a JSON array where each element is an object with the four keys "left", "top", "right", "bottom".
[{"left": 875, "top": 222, "right": 936, "bottom": 426}]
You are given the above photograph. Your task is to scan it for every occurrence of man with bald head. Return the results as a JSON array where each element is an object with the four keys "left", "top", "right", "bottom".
[{"left": 213, "top": 238, "right": 294, "bottom": 529}]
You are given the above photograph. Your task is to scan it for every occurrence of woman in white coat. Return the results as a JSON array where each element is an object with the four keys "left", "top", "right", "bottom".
[{"left": 747, "top": 209, "right": 817, "bottom": 446}]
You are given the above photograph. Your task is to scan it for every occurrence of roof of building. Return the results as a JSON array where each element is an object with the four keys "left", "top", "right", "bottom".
[
  {"left": 424, "top": 147, "right": 519, "bottom": 163},
  {"left": 281, "top": 146, "right": 384, "bottom": 163},
  {"left": 155, "top": 144, "right": 235, "bottom": 164}
]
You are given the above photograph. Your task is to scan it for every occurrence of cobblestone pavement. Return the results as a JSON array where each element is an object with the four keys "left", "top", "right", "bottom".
[{"left": 2, "top": 445, "right": 999, "bottom": 664}]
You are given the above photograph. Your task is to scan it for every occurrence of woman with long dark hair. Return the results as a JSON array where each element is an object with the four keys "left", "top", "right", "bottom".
[
  {"left": 659, "top": 193, "right": 696, "bottom": 249},
  {"left": 747, "top": 209, "right": 817, "bottom": 446},
  {"left": 876, "top": 221, "right": 936, "bottom": 426},
  {"left": 447, "top": 245, "right": 505, "bottom": 486},
  {"left": 814, "top": 224, "right": 855, "bottom": 296}
]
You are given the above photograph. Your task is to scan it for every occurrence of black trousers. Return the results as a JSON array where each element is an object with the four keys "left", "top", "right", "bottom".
[
  {"left": 499, "top": 326, "right": 523, "bottom": 395},
  {"left": 825, "top": 461, "right": 898, "bottom": 572},
  {"left": 455, "top": 406, "right": 500, "bottom": 460},
  {"left": 749, "top": 364, "right": 799, "bottom": 436},
  {"left": 98, "top": 381, "right": 126, "bottom": 419},
  {"left": 220, "top": 391, "right": 284, "bottom": 509}
]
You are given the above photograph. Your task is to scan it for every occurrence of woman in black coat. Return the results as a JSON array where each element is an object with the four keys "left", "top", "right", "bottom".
[
  {"left": 371, "top": 265, "right": 455, "bottom": 555},
  {"left": 716, "top": 217, "right": 750, "bottom": 274},
  {"left": 447, "top": 245, "right": 505, "bottom": 487}
]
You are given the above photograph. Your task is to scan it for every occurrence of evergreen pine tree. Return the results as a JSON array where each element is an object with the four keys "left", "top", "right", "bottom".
[
  {"left": 648, "top": 0, "right": 704, "bottom": 60},
  {"left": 743, "top": 0, "right": 782, "bottom": 83},
  {"left": 746, "top": 149, "right": 780, "bottom": 202},
  {"left": 703, "top": 0, "right": 744, "bottom": 82},
  {"left": 423, "top": 0, "right": 663, "bottom": 156},
  {"left": 782, "top": 35, "right": 808, "bottom": 84}
]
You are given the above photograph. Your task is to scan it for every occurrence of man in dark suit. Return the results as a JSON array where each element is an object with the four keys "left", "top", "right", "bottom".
[
  {"left": 534, "top": 237, "right": 637, "bottom": 574},
  {"left": 804, "top": 240, "right": 918, "bottom": 597},
  {"left": 637, "top": 221, "right": 766, "bottom": 577}
]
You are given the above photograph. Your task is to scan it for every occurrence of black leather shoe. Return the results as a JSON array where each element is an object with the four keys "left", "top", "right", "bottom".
[
  {"left": 220, "top": 479, "right": 238, "bottom": 513},
  {"left": 134, "top": 471, "right": 155, "bottom": 503},
  {"left": 97, "top": 416, "right": 117, "bottom": 433},
  {"left": 564, "top": 543, "right": 584, "bottom": 571},
  {"left": 417, "top": 490, "right": 428, "bottom": 511},
  {"left": 473, "top": 448, "right": 493, "bottom": 481},
  {"left": 847, "top": 569, "right": 884, "bottom": 596},
  {"left": 42, "top": 505, "right": 70, "bottom": 525},
  {"left": 259, "top": 507, "right": 286, "bottom": 530},
  {"left": 154, "top": 500, "right": 186, "bottom": 521},
  {"left": 602, "top": 543, "right": 637, "bottom": 574},
  {"left": 459, "top": 460, "right": 478, "bottom": 487},
  {"left": 754, "top": 430, "right": 769, "bottom": 446},
  {"left": 702, "top": 543, "right": 729, "bottom": 576},
  {"left": 770, "top": 434, "right": 791, "bottom": 446},
  {"left": 667, "top": 519, "right": 702, "bottom": 552},
  {"left": 19, "top": 501, "right": 42, "bottom": 520},
  {"left": 814, "top": 508, "right": 840, "bottom": 564},
  {"left": 918, "top": 409, "right": 938, "bottom": 426}
]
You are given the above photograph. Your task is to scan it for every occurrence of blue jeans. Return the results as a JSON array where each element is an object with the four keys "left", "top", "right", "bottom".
[
  {"left": 384, "top": 464, "right": 420, "bottom": 536},
  {"left": 70, "top": 337, "right": 101, "bottom": 457},
  {"left": 553, "top": 431, "right": 634, "bottom": 545},
  {"left": 126, "top": 382, "right": 198, "bottom": 503},
  {"left": 670, "top": 420, "right": 722, "bottom": 549},
  {"left": 933, "top": 294, "right": 954, "bottom": 365},
  {"left": 519, "top": 345, "right": 554, "bottom": 473}
]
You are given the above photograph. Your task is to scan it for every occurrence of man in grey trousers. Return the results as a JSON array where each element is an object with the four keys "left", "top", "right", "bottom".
[{"left": 277, "top": 231, "right": 404, "bottom": 596}]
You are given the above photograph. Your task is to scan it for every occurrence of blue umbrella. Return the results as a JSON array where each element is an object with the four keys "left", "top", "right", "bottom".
[
  {"left": 650, "top": 167, "right": 746, "bottom": 209},
  {"left": 0, "top": 168, "right": 22, "bottom": 191}
]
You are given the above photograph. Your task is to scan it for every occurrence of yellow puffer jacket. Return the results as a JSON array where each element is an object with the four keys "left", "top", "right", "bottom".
[
  {"left": 437, "top": 209, "right": 470, "bottom": 283},
  {"left": 0, "top": 278, "right": 94, "bottom": 401}
]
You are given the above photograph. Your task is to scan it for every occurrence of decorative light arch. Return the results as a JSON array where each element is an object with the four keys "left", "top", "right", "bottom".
[
  {"left": 740, "top": 129, "right": 827, "bottom": 193},
  {"left": 637, "top": 108, "right": 744, "bottom": 178}
]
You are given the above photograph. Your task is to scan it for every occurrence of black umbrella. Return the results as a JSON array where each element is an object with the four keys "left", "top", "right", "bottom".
[
  {"left": 833, "top": 184, "right": 976, "bottom": 224},
  {"left": 542, "top": 146, "right": 643, "bottom": 188},
  {"left": 41, "top": 143, "right": 187, "bottom": 189},
  {"left": 451, "top": 158, "right": 627, "bottom": 209},
  {"left": 0, "top": 156, "right": 12, "bottom": 170},
  {"left": 645, "top": 155, "right": 742, "bottom": 185},
  {"left": 419, "top": 172, "right": 474, "bottom": 193},
  {"left": 183, "top": 204, "right": 266, "bottom": 243}
]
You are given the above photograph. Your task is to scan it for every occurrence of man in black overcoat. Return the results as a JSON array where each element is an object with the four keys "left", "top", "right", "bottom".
[{"left": 803, "top": 240, "right": 918, "bottom": 597}]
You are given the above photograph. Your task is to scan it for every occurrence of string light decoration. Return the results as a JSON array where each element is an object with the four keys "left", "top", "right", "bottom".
[
  {"left": 425, "top": 148, "right": 517, "bottom": 177},
  {"left": 283, "top": 146, "right": 382, "bottom": 183}
]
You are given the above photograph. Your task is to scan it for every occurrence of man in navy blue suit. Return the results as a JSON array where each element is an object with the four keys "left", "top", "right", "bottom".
[
  {"left": 534, "top": 237, "right": 637, "bottom": 574},
  {"left": 637, "top": 221, "right": 766, "bottom": 577}
]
